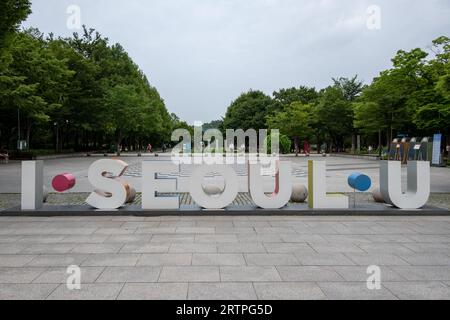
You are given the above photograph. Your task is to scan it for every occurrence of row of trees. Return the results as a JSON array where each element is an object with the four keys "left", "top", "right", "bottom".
[
  {"left": 0, "top": 0, "right": 188, "bottom": 154},
  {"left": 221, "top": 37, "right": 450, "bottom": 154}
]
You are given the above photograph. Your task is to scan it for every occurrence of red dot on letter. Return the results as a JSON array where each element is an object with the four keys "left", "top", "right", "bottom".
[{"left": 52, "top": 173, "right": 76, "bottom": 192}]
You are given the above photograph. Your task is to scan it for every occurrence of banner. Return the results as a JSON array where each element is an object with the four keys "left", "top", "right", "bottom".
[{"left": 432, "top": 134, "right": 442, "bottom": 165}]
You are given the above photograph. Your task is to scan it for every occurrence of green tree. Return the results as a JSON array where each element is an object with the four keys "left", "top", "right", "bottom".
[
  {"left": 315, "top": 86, "right": 354, "bottom": 151},
  {"left": 272, "top": 86, "right": 318, "bottom": 108},
  {"left": 222, "top": 90, "right": 274, "bottom": 130},
  {"left": 0, "top": 0, "right": 31, "bottom": 48},
  {"left": 267, "top": 102, "right": 314, "bottom": 155}
]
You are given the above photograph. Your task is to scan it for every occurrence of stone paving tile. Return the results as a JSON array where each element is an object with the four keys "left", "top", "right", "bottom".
[
  {"left": 277, "top": 266, "right": 344, "bottom": 282},
  {"left": 295, "top": 253, "right": 356, "bottom": 266},
  {"left": 26, "top": 254, "right": 90, "bottom": 267},
  {"left": 218, "top": 243, "right": 266, "bottom": 253},
  {"left": 82, "top": 254, "right": 140, "bottom": 267},
  {"left": 33, "top": 267, "right": 104, "bottom": 284},
  {"left": 333, "top": 266, "right": 406, "bottom": 282},
  {"left": 345, "top": 253, "right": 410, "bottom": 266},
  {"left": 0, "top": 236, "right": 23, "bottom": 243},
  {"left": 363, "top": 235, "right": 415, "bottom": 243},
  {"left": 137, "top": 254, "right": 192, "bottom": 266},
  {"left": 51, "top": 228, "right": 98, "bottom": 235},
  {"left": 188, "top": 283, "right": 257, "bottom": 300},
  {"left": 254, "top": 227, "right": 297, "bottom": 234},
  {"left": 158, "top": 221, "right": 195, "bottom": 227},
  {"left": 397, "top": 253, "right": 450, "bottom": 266},
  {"left": 245, "top": 254, "right": 300, "bottom": 266},
  {"left": 195, "top": 234, "right": 238, "bottom": 243},
  {"left": 121, "top": 222, "right": 160, "bottom": 229},
  {"left": 120, "top": 243, "right": 170, "bottom": 254},
  {"left": 237, "top": 234, "right": 283, "bottom": 243},
  {"left": 118, "top": 283, "right": 188, "bottom": 300},
  {"left": 404, "top": 235, "right": 450, "bottom": 243},
  {"left": 0, "top": 244, "right": 29, "bottom": 254},
  {"left": 280, "top": 234, "right": 328, "bottom": 243},
  {"left": 269, "top": 220, "right": 309, "bottom": 227},
  {"left": 0, "top": 255, "right": 37, "bottom": 267},
  {"left": 21, "top": 244, "right": 77, "bottom": 255},
  {"left": 308, "top": 243, "right": 366, "bottom": 254},
  {"left": 150, "top": 235, "right": 195, "bottom": 243},
  {"left": 96, "top": 267, "right": 161, "bottom": 283},
  {"left": 390, "top": 266, "right": 450, "bottom": 281},
  {"left": 234, "top": 221, "right": 271, "bottom": 227},
  {"left": 78, "top": 221, "right": 125, "bottom": 228},
  {"left": 176, "top": 227, "right": 215, "bottom": 234},
  {"left": 263, "top": 243, "right": 314, "bottom": 254},
  {"left": 71, "top": 243, "right": 124, "bottom": 254},
  {"left": 215, "top": 228, "right": 256, "bottom": 234},
  {"left": 220, "top": 266, "right": 281, "bottom": 282},
  {"left": 0, "top": 267, "right": 47, "bottom": 283},
  {"left": 93, "top": 228, "right": 136, "bottom": 235},
  {"left": 357, "top": 243, "right": 415, "bottom": 254},
  {"left": 59, "top": 235, "right": 108, "bottom": 243},
  {"left": 192, "top": 254, "right": 245, "bottom": 266},
  {"left": 10, "top": 228, "right": 57, "bottom": 236},
  {"left": 159, "top": 266, "right": 220, "bottom": 282},
  {"left": 321, "top": 235, "right": 373, "bottom": 244},
  {"left": 369, "top": 226, "right": 417, "bottom": 235},
  {"left": 0, "top": 284, "right": 59, "bottom": 300},
  {"left": 402, "top": 243, "right": 450, "bottom": 253},
  {"left": 47, "top": 283, "right": 124, "bottom": 300},
  {"left": 318, "top": 282, "right": 398, "bottom": 300},
  {"left": 254, "top": 282, "right": 326, "bottom": 300},
  {"left": 383, "top": 282, "right": 450, "bottom": 300},
  {"left": 135, "top": 227, "right": 178, "bottom": 235},
  {"left": 17, "top": 235, "right": 66, "bottom": 244},
  {"left": 105, "top": 235, "right": 152, "bottom": 243},
  {"left": 195, "top": 221, "right": 234, "bottom": 228},
  {"left": 169, "top": 243, "right": 217, "bottom": 253}
]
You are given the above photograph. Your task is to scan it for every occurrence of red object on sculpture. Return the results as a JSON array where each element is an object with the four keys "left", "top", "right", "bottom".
[{"left": 52, "top": 173, "right": 76, "bottom": 192}]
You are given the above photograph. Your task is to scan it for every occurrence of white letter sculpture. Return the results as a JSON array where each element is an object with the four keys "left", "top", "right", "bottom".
[
  {"left": 380, "top": 161, "right": 430, "bottom": 209},
  {"left": 248, "top": 161, "right": 292, "bottom": 209},
  {"left": 189, "top": 164, "right": 239, "bottom": 209},
  {"left": 142, "top": 162, "right": 180, "bottom": 210},
  {"left": 86, "top": 159, "right": 129, "bottom": 209},
  {"left": 21, "top": 161, "right": 44, "bottom": 210},
  {"left": 308, "top": 160, "right": 348, "bottom": 209}
]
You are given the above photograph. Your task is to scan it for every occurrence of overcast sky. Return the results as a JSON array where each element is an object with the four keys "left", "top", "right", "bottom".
[{"left": 22, "top": 0, "right": 450, "bottom": 124}]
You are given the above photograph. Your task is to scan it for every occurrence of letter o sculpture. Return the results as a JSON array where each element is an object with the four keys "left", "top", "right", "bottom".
[
  {"left": 189, "top": 165, "right": 239, "bottom": 209},
  {"left": 348, "top": 173, "right": 372, "bottom": 192}
]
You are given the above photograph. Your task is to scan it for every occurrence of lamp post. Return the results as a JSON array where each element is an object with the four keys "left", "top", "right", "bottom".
[
  {"left": 54, "top": 122, "right": 59, "bottom": 153},
  {"left": 17, "top": 109, "right": 21, "bottom": 150}
]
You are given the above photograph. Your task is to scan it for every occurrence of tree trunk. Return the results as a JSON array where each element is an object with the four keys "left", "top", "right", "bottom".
[
  {"left": 351, "top": 134, "right": 356, "bottom": 154},
  {"left": 378, "top": 129, "right": 382, "bottom": 158},
  {"left": 26, "top": 122, "right": 32, "bottom": 149},
  {"left": 116, "top": 129, "right": 122, "bottom": 156}
]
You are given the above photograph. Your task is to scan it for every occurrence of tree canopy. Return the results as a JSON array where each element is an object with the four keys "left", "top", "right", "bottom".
[{"left": 221, "top": 37, "right": 449, "bottom": 153}]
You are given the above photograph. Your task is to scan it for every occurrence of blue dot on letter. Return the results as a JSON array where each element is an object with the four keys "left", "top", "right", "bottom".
[{"left": 348, "top": 173, "right": 372, "bottom": 192}]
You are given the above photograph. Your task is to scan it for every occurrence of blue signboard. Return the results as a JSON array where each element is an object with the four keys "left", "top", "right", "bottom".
[{"left": 432, "top": 134, "right": 442, "bottom": 165}]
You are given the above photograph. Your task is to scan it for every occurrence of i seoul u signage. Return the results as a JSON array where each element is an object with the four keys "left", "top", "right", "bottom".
[{"left": 21, "top": 158, "right": 431, "bottom": 211}]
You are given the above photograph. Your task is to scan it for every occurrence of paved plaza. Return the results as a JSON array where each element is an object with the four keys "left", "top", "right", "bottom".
[
  {"left": 0, "top": 215, "right": 449, "bottom": 300},
  {"left": 0, "top": 155, "right": 449, "bottom": 300}
]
